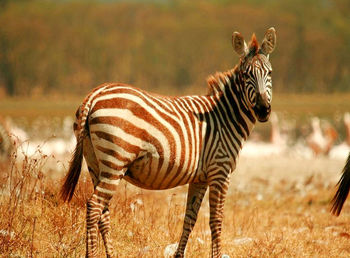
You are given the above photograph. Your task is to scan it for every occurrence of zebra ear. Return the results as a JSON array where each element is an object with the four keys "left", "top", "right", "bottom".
[
  {"left": 232, "top": 32, "right": 248, "bottom": 57},
  {"left": 260, "top": 27, "right": 276, "bottom": 56}
]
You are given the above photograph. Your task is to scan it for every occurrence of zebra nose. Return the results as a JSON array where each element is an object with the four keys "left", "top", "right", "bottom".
[
  {"left": 256, "top": 92, "right": 270, "bottom": 109},
  {"left": 254, "top": 92, "right": 271, "bottom": 122}
]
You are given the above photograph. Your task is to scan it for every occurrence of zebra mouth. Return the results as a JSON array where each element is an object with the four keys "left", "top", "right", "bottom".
[
  {"left": 253, "top": 93, "right": 271, "bottom": 122},
  {"left": 254, "top": 104, "right": 271, "bottom": 122}
]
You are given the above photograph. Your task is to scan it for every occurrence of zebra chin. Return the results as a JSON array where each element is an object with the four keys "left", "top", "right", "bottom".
[
  {"left": 253, "top": 105, "right": 271, "bottom": 122},
  {"left": 253, "top": 92, "right": 271, "bottom": 122}
]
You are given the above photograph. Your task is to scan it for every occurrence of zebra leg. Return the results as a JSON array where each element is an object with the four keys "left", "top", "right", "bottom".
[
  {"left": 84, "top": 133, "right": 128, "bottom": 257},
  {"left": 175, "top": 183, "right": 207, "bottom": 257},
  {"left": 86, "top": 195, "right": 105, "bottom": 257},
  {"left": 98, "top": 208, "right": 114, "bottom": 257},
  {"left": 208, "top": 180, "right": 229, "bottom": 258},
  {"left": 86, "top": 177, "right": 123, "bottom": 257}
]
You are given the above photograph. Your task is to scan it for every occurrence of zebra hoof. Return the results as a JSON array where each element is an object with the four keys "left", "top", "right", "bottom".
[{"left": 222, "top": 255, "right": 230, "bottom": 258}]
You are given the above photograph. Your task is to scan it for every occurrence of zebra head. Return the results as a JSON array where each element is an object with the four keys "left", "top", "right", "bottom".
[{"left": 232, "top": 27, "right": 276, "bottom": 122}]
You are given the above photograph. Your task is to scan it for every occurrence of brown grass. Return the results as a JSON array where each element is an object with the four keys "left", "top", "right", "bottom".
[{"left": 1, "top": 148, "right": 350, "bottom": 257}]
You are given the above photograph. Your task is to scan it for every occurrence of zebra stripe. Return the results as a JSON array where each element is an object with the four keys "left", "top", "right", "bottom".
[{"left": 61, "top": 28, "right": 276, "bottom": 258}]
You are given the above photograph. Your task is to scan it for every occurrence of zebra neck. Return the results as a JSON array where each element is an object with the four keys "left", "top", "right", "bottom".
[{"left": 200, "top": 69, "right": 256, "bottom": 156}]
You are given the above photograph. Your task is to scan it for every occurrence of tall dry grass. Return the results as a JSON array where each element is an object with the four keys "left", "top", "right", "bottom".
[
  {"left": 1, "top": 145, "right": 350, "bottom": 257},
  {"left": 0, "top": 145, "right": 86, "bottom": 257}
]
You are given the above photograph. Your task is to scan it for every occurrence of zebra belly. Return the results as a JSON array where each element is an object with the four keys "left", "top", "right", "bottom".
[{"left": 124, "top": 152, "right": 196, "bottom": 190}]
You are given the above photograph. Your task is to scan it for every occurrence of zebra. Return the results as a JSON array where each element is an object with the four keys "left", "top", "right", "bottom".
[
  {"left": 60, "top": 27, "right": 277, "bottom": 257},
  {"left": 331, "top": 152, "right": 350, "bottom": 216}
]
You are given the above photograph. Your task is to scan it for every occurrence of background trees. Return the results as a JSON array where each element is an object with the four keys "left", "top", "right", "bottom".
[{"left": 0, "top": 0, "right": 349, "bottom": 96}]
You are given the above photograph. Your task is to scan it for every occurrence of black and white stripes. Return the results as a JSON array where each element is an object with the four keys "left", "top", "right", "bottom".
[{"left": 61, "top": 27, "right": 277, "bottom": 258}]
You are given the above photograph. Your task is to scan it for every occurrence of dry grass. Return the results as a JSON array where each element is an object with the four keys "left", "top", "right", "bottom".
[{"left": 1, "top": 148, "right": 350, "bottom": 257}]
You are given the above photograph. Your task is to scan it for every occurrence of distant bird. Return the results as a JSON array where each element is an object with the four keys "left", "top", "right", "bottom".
[
  {"left": 5, "top": 118, "right": 29, "bottom": 145},
  {"left": 0, "top": 119, "right": 13, "bottom": 161},
  {"left": 329, "top": 113, "right": 350, "bottom": 160},
  {"left": 270, "top": 112, "right": 284, "bottom": 145},
  {"left": 4, "top": 117, "right": 75, "bottom": 159},
  {"left": 241, "top": 112, "right": 287, "bottom": 157},
  {"left": 306, "top": 117, "right": 338, "bottom": 156}
]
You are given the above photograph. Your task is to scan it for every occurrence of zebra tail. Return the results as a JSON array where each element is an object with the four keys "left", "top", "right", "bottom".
[
  {"left": 331, "top": 152, "right": 350, "bottom": 216},
  {"left": 60, "top": 104, "right": 90, "bottom": 202},
  {"left": 60, "top": 135, "right": 84, "bottom": 202}
]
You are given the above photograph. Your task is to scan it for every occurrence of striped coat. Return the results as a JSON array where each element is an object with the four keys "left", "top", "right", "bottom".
[{"left": 61, "top": 27, "right": 276, "bottom": 258}]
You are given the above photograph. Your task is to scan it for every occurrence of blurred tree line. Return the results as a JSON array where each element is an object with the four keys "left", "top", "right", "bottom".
[{"left": 0, "top": 0, "right": 349, "bottom": 96}]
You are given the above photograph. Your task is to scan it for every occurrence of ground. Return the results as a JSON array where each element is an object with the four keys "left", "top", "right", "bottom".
[{"left": 0, "top": 150, "right": 349, "bottom": 257}]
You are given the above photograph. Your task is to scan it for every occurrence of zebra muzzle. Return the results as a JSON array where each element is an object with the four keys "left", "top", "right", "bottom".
[{"left": 253, "top": 93, "right": 271, "bottom": 122}]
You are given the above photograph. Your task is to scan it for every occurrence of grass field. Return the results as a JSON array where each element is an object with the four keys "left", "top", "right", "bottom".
[{"left": 0, "top": 149, "right": 349, "bottom": 257}]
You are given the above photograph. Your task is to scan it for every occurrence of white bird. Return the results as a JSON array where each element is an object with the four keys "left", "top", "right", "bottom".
[
  {"left": 329, "top": 113, "right": 350, "bottom": 160},
  {"left": 270, "top": 111, "right": 283, "bottom": 145},
  {"left": 241, "top": 112, "right": 287, "bottom": 157},
  {"left": 306, "top": 117, "right": 338, "bottom": 156},
  {"left": 0, "top": 118, "right": 13, "bottom": 161},
  {"left": 5, "top": 117, "right": 75, "bottom": 160}
]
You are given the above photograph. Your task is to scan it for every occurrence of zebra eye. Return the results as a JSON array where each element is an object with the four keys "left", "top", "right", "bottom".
[
  {"left": 268, "top": 71, "right": 272, "bottom": 76},
  {"left": 243, "top": 71, "right": 249, "bottom": 77}
]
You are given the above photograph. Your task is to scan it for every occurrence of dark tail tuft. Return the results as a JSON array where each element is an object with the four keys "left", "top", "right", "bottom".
[
  {"left": 60, "top": 136, "right": 84, "bottom": 202},
  {"left": 331, "top": 153, "right": 350, "bottom": 216}
]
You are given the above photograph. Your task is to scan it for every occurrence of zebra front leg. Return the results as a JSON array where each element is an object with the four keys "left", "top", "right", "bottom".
[
  {"left": 98, "top": 209, "right": 114, "bottom": 257},
  {"left": 175, "top": 183, "right": 207, "bottom": 257},
  {"left": 208, "top": 179, "right": 230, "bottom": 258}
]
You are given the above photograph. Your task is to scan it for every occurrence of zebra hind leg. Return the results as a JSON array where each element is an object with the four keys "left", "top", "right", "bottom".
[
  {"left": 86, "top": 195, "right": 105, "bottom": 257},
  {"left": 98, "top": 208, "right": 114, "bottom": 257},
  {"left": 175, "top": 183, "right": 207, "bottom": 257},
  {"left": 86, "top": 174, "right": 124, "bottom": 257}
]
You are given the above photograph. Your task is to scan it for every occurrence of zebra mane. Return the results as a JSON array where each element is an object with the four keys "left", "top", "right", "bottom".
[
  {"left": 248, "top": 33, "right": 259, "bottom": 57},
  {"left": 206, "top": 68, "right": 237, "bottom": 96}
]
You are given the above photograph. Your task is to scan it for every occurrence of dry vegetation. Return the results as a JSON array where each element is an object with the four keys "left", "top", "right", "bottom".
[{"left": 1, "top": 145, "right": 349, "bottom": 257}]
